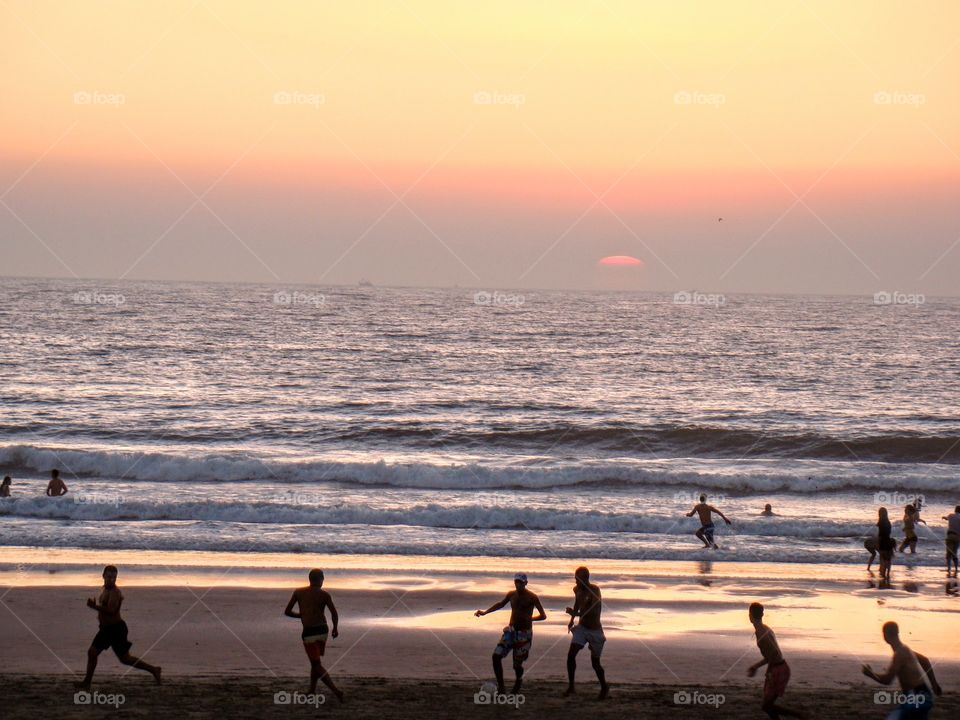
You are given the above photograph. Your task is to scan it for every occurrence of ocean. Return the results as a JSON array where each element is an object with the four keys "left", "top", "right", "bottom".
[{"left": 1, "top": 277, "right": 958, "bottom": 565}]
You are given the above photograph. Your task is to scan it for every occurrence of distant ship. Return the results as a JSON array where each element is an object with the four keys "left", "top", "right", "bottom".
[{"left": 358, "top": 278, "right": 374, "bottom": 287}]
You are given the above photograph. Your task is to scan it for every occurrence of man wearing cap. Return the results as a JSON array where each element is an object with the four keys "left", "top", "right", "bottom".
[{"left": 475, "top": 572, "right": 547, "bottom": 694}]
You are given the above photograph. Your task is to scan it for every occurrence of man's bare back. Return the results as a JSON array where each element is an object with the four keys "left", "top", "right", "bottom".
[
  {"left": 692, "top": 503, "right": 718, "bottom": 525},
  {"left": 291, "top": 586, "right": 332, "bottom": 629}
]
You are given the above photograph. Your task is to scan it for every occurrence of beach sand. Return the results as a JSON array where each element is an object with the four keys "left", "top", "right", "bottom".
[{"left": 2, "top": 549, "right": 958, "bottom": 717}]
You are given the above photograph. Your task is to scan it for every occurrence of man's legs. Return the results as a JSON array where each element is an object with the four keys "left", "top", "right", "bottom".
[
  {"left": 492, "top": 653, "right": 506, "bottom": 695},
  {"left": 309, "top": 659, "right": 343, "bottom": 701},
  {"left": 565, "top": 643, "right": 583, "bottom": 694},
  {"left": 695, "top": 527, "right": 710, "bottom": 548},
  {"left": 80, "top": 645, "right": 101, "bottom": 688},
  {"left": 118, "top": 653, "right": 162, "bottom": 684},
  {"left": 511, "top": 657, "right": 524, "bottom": 694},
  {"left": 591, "top": 653, "right": 609, "bottom": 699}
]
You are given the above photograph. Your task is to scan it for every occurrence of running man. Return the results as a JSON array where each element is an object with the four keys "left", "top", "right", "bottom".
[
  {"left": 45, "top": 469, "right": 68, "bottom": 496},
  {"left": 79, "top": 565, "right": 161, "bottom": 689},
  {"left": 284, "top": 569, "right": 343, "bottom": 701},
  {"left": 565, "top": 567, "right": 609, "bottom": 699},
  {"left": 475, "top": 572, "right": 546, "bottom": 695},
  {"left": 862, "top": 621, "right": 942, "bottom": 719},
  {"left": 686, "top": 494, "right": 732, "bottom": 549},
  {"left": 747, "top": 603, "right": 805, "bottom": 719},
  {"left": 943, "top": 505, "right": 960, "bottom": 577}
]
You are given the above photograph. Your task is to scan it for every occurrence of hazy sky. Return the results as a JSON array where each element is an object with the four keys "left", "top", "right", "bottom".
[{"left": 2, "top": 1, "right": 958, "bottom": 294}]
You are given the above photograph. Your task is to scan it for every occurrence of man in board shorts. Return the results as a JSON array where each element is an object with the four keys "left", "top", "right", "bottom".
[
  {"left": 747, "top": 603, "right": 805, "bottom": 719},
  {"left": 475, "top": 572, "right": 546, "bottom": 694},
  {"left": 79, "top": 565, "right": 162, "bottom": 689},
  {"left": 284, "top": 569, "right": 344, "bottom": 701},
  {"left": 862, "top": 621, "right": 942, "bottom": 719},
  {"left": 687, "top": 494, "right": 733, "bottom": 549},
  {"left": 565, "top": 566, "right": 609, "bottom": 699},
  {"left": 943, "top": 505, "right": 959, "bottom": 577}
]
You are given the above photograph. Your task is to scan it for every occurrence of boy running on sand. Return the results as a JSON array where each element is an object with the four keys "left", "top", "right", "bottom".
[
  {"left": 79, "top": 565, "right": 161, "bottom": 689},
  {"left": 284, "top": 569, "right": 343, "bottom": 701},
  {"left": 862, "top": 621, "right": 941, "bottom": 719}
]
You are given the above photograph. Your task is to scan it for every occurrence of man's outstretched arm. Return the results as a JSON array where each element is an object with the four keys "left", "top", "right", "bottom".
[
  {"left": 710, "top": 506, "right": 732, "bottom": 524},
  {"left": 328, "top": 597, "right": 340, "bottom": 638},
  {"left": 917, "top": 653, "right": 942, "bottom": 695},
  {"left": 475, "top": 594, "right": 511, "bottom": 617}
]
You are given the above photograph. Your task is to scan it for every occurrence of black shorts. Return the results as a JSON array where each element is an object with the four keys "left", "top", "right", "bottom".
[{"left": 92, "top": 621, "right": 133, "bottom": 658}]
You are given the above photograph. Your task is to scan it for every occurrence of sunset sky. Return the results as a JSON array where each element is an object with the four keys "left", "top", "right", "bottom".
[{"left": 2, "top": 0, "right": 958, "bottom": 294}]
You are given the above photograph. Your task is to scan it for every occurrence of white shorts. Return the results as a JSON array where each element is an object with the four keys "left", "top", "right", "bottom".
[{"left": 571, "top": 625, "right": 606, "bottom": 657}]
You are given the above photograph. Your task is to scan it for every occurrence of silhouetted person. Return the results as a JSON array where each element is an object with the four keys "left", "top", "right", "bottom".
[
  {"left": 564, "top": 567, "right": 609, "bottom": 699},
  {"left": 79, "top": 565, "right": 161, "bottom": 688},
  {"left": 862, "top": 621, "right": 941, "bottom": 719},
  {"left": 475, "top": 573, "right": 546, "bottom": 695},
  {"left": 899, "top": 503, "right": 926, "bottom": 554},
  {"left": 0, "top": 476, "right": 11, "bottom": 497},
  {"left": 45, "top": 469, "right": 68, "bottom": 497},
  {"left": 760, "top": 503, "right": 775, "bottom": 517},
  {"left": 943, "top": 505, "right": 960, "bottom": 577},
  {"left": 747, "top": 603, "right": 805, "bottom": 719},
  {"left": 284, "top": 569, "right": 343, "bottom": 701},
  {"left": 877, "top": 507, "right": 895, "bottom": 581},
  {"left": 864, "top": 534, "right": 879, "bottom": 571},
  {"left": 686, "top": 494, "right": 732, "bottom": 549}
]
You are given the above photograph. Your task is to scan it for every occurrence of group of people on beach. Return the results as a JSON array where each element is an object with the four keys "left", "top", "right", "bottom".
[
  {"left": 862, "top": 499, "right": 960, "bottom": 580},
  {"left": 80, "top": 563, "right": 946, "bottom": 719}
]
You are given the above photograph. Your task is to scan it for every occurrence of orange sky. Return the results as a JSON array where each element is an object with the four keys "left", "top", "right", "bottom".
[{"left": 2, "top": 1, "right": 959, "bottom": 291}]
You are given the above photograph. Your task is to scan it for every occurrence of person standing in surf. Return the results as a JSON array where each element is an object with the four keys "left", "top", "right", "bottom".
[
  {"left": 943, "top": 505, "right": 960, "bottom": 577},
  {"left": 877, "top": 507, "right": 895, "bottom": 581},
  {"left": 686, "top": 494, "right": 732, "bottom": 549},
  {"left": 898, "top": 502, "right": 926, "bottom": 554},
  {"left": 475, "top": 573, "right": 546, "bottom": 695},
  {"left": 564, "top": 566, "right": 609, "bottom": 699},
  {"left": 0, "top": 476, "right": 11, "bottom": 497},
  {"left": 45, "top": 468, "right": 68, "bottom": 496}
]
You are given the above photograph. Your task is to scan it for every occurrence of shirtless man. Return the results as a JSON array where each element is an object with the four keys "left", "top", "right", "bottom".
[
  {"left": 761, "top": 504, "right": 776, "bottom": 517},
  {"left": 79, "top": 565, "right": 161, "bottom": 689},
  {"left": 898, "top": 503, "right": 927, "bottom": 554},
  {"left": 747, "top": 603, "right": 805, "bottom": 719},
  {"left": 45, "top": 469, "right": 68, "bottom": 496},
  {"left": 943, "top": 506, "right": 960, "bottom": 577},
  {"left": 686, "top": 494, "right": 732, "bottom": 549},
  {"left": 475, "top": 573, "right": 546, "bottom": 695},
  {"left": 564, "top": 566, "right": 609, "bottom": 699},
  {"left": 862, "top": 621, "right": 942, "bottom": 719},
  {"left": 284, "top": 569, "right": 343, "bottom": 701}
]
